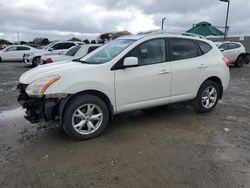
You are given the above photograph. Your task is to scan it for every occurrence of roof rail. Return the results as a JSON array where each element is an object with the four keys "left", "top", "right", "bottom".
[
  {"left": 143, "top": 31, "right": 206, "bottom": 39},
  {"left": 182, "top": 32, "right": 206, "bottom": 39}
]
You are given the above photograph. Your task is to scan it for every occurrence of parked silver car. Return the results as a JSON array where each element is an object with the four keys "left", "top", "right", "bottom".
[
  {"left": 23, "top": 41, "right": 83, "bottom": 67},
  {"left": 40, "top": 44, "right": 102, "bottom": 64}
]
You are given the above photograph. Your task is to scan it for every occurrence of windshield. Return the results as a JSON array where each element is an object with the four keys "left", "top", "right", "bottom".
[
  {"left": 80, "top": 39, "right": 136, "bottom": 64},
  {"left": 65, "top": 45, "right": 81, "bottom": 56},
  {"left": 43, "top": 42, "right": 55, "bottom": 50}
]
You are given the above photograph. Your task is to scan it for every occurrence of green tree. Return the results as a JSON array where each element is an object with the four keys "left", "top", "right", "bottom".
[
  {"left": 41, "top": 38, "right": 49, "bottom": 45},
  {"left": 83, "top": 39, "right": 90, "bottom": 44}
]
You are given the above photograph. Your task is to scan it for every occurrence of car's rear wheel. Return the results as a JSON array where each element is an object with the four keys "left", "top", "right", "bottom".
[
  {"left": 32, "top": 57, "right": 40, "bottom": 67},
  {"left": 0, "top": 56, "right": 2, "bottom": 62},
  {"left": 234, "top": 55, "right": 245, "bottom": 67},
  {"left": 63, "top": 94, "right": 109, "bottom": 140},
  {"left": 194, "top": 80, "right": 219, "bottom": 113}
]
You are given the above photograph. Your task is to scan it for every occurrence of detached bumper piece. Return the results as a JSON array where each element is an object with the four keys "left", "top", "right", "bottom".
[{"left": 17, "top": 83, "right": 58, "bottom": 123}]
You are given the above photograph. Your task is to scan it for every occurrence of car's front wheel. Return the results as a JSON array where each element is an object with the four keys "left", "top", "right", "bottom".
[
  {"left": 194, "top": 80, "right": 220, "bottom": 113},
  {"left": 32, "top": 57, "right": 41, "bottom": 67},
  {"left": 63, "top": 94, "right": 109, "bottom": 140}
]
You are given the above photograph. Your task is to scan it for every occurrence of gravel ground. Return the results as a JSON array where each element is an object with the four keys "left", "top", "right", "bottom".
[{"left": 0, "top": 62, "right": 250, "bottom": 188}]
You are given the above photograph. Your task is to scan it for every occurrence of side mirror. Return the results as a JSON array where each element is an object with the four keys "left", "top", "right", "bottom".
[
  {"left": 219, "top": 48, "right": 225, "bottom": 52},
  {"left": 123, "top": 57, "right": 138, "bottom": 68},
  {"left": 48, "top": 48, "right": 54, "bottom": 51}
]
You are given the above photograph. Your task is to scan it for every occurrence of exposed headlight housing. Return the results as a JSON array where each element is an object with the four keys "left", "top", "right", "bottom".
[{"left": 26, "top": 75, "right": 60, "bottom": 97}]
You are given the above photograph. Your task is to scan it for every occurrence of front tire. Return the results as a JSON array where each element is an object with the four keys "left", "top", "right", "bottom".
[
  {"left": 63, "top": 95, "right": 109, "bottom": 140},
  {"left": 32, "top": 57, "right": 40, "bottom": 67},
  {"left": 194, "top": 80, "right": 220, "bottom": 113}
]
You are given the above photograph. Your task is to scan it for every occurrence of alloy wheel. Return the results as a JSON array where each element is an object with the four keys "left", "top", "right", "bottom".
[
  {"left": 201, "top": 86, "right": 218, "bottom": 109},
  {"left": 71, "top": 104, "right": 103, "bottom": 135}
]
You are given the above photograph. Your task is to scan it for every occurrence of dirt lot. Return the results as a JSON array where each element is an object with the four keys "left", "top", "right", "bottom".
[{"left": 0, "top": 62, "right": 250, "bottom": 188}]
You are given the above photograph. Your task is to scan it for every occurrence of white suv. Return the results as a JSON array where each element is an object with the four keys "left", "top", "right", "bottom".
[
  {"left": 218, "top": 41, "right": 247, "bottom": 67},
  {"left": 17, "top": 33, "right": 230, "bottom": 140}
]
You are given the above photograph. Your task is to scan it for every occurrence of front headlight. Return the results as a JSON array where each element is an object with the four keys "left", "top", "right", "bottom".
[{"left": 26, "top": 75, "right": 60, "bottom": 96}]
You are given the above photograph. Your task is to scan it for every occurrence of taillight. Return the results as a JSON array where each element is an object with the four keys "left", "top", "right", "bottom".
[
  {"left": 45, "top": 58, "right": 53, "bottom": 64},
  {"left": 222, "top": 56, "right": 229, "bottom": 67}
]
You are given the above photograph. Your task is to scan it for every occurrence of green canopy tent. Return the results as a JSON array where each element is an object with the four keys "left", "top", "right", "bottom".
[{"left": 186, "top": 21, "right": 224, "bottom": 37}]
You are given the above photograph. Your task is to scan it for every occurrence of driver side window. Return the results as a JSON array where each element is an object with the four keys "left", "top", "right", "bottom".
[
  {"left": 6, "top": 46, "right": 17, "bottom": 51},
  {"left": 128, "top": 39, "right": 166, "bottom": 65}
]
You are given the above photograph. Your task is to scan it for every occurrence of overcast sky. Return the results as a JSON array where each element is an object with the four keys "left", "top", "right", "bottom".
[{"left": 0, "top": 0, "right": 249, "bottom": 42}]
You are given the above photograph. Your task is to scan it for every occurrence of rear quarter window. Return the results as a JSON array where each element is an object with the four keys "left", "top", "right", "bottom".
[{"left": 196, "top": 41, "right": 212, "bottom": 54}]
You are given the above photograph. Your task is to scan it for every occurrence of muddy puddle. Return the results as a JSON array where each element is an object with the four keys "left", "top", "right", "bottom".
[{"left": 0, "top": 107, "right": 26, "bottom": 126}]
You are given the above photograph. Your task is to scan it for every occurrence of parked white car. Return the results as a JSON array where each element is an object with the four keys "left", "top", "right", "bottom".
[
  {"left": 24, "top": 41, "right": 82, "bottom": 67},
  {"left": 218, "top": 41, "right": 247, "bottom": 67},
  {"left": 0, "top": 45, "right": 40, "bottom": 62},
  {"left": 18, "top": 33, "right": 230, "bottom": 140},
  {"left": 40, "top": 44, "right": 101, "bottom": 65}
]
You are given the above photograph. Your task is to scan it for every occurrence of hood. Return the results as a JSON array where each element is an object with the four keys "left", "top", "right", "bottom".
[{"left": 19, "top": 61, "right": 91, "bottom": 84}]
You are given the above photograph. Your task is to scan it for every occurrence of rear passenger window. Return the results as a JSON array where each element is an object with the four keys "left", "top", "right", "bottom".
[
  {"left": 219, "top": 43, "right": 229, "bottom": 50},
  {"left": 53, "top": 43, "right": 75, "bottom": 50},
  {"left": 169, "top": 38, "right": 199, "bottom": 61},
  {"left": 196, "top": 41, "right": 212, "bottom": 54},
  {"left": 228, "top": 43, "right": 241, "bottom": 50},
  {"left": 17, "top": 46, "right": 30, "bottom": 51}
]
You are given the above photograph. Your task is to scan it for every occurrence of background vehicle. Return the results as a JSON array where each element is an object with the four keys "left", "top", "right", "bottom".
[
  {"left": 40, "top": 44, "right": 101, "bottom": 65},
  {"left": 26, "top": 44, "right": 43, "bottom": 49},
  {"left": 18, "top": 33, "right": 230, "bottom": 140},
  {"left": 23, "top": 41, "right": 83, "bottom": 67},
  {"left": 218, "top": 41, "right": 248, "bottom": 67},
  {"left": 0, "top": 45, "right": 40, "bottom": 62}
]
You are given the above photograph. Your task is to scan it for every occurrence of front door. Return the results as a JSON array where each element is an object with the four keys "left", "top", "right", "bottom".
[{"left": 115, "top": 38, "right": 171, "bottom": 113}]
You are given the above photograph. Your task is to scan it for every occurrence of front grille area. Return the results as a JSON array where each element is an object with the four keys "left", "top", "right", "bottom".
[{"left": 17, "top": 83, "right": 43, "bottom": 123}]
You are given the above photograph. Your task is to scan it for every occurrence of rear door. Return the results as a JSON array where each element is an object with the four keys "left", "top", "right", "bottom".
[
  {"left": 168, "top": 38, "right": 209, "bottom": 102},
  {"left": 228, "top": 43, "right": 241, "bottom": 62},
  {"left": 220, "top": 43, "right": 234, "bottom": 62},
  {"left": 16, "top": 46, "right": 31, "bottom": 61}
]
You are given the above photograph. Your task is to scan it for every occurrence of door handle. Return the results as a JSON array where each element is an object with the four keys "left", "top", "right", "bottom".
[
  {"left": 198, "top": 64, "right": 208, "bottom": 69},
  {"left": 158, "top": 70, "right": 170, "bottom": 75}
]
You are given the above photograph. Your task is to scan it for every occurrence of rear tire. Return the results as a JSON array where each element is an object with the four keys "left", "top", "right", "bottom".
[
  {"left": 63, "top": 94, "right": 109, "bottom": 140},
  {"left": 234, "top": 55, "right": 245, "bottom": 67},
  {"left": 194, "top": 80, "right": 220, "bottom": 113},
  {"left": 0, "top": 56, "right": 2, "bottom": 62}
]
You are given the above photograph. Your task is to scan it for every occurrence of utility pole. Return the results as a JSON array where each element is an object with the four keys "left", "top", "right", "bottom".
[
  {"left": 220, "top": 0, "right": 230, "bottom": 39},
  {"left": 17, "top": 32, "right": 20, "bottom": 43},
  {"left": 161, "top": 17, "right": 166, "bottom": 31}
]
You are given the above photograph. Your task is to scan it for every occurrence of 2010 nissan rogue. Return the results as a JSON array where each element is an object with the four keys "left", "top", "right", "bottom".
[{"left": 17, "top": 33, "right": 230, "bottom": 140}]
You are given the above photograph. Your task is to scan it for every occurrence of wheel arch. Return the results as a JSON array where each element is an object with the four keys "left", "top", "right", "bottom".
[
  {"left": 200, "top": 76, "right": 223, "bottom": 99},
  {"left": 59, "top": 90, "right": 114, "bottom": 125}
]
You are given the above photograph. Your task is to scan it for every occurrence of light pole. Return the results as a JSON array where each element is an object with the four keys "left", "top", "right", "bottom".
[
  {"left": 220, "top": 0, "right": 230, "bottom": 39},
  {"left": 161, "top": 17, "right": 166, "bottom": 31}
]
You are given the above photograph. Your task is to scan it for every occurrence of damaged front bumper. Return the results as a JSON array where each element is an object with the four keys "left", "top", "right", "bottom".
[{"left": 17, "top": 83, "right": 61, "bottom": 123}]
